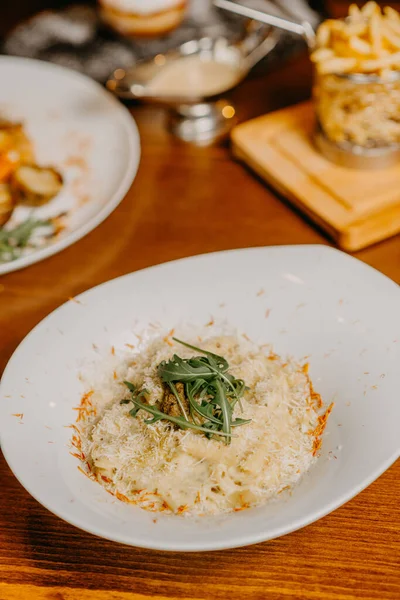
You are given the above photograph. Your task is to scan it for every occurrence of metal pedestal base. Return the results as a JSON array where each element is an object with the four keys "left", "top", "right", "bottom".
[{"left": 168, "top": 100, "right": 237, "bottom": 145}]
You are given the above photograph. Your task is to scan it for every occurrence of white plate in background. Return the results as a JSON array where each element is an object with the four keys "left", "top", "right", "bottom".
[
  {"left": 0, "top": 246, "right": 399, "bottom": 551},
  {"left": 0, "top": 56, "right": 140, "bottom": 275}
]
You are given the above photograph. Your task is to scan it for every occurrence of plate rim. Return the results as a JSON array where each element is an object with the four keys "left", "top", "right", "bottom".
[
  {"left": 1, "top": 244, "right": 399, "bottom": 551},
  {"left": 0, "top": 56, "right": 141, "bottom": 276}
]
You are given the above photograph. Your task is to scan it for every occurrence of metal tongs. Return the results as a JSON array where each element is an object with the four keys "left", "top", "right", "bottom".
[{"left": 213, "top": 0, "right": 316, "bottom": 48}]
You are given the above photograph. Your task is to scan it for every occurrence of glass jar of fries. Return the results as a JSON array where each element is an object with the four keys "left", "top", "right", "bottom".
[
  {"left": 314, "top": 70, "right": 400, "bottom": 148},
  {"left": 311, "top": 2, "right": 400, "bottom": 167}
]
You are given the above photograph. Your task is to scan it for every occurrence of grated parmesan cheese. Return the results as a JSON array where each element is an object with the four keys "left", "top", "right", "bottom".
[{"left": 76, "top": 331, "right": 331, "bottom": 516}]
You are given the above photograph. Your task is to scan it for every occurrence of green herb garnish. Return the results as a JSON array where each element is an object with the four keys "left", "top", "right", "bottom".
[
  {"left": 121, "top": 338, "right": 251, "bottom": 444},
  {"left": 0, "top": 218, "right": 52, "bottom": 263}
]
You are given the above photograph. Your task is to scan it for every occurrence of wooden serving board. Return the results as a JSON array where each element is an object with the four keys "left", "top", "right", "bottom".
[{"left": 231, "top": 101, "right": 400, "bottom": 251}]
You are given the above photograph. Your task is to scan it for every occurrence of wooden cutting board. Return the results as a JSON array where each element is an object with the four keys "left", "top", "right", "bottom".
[{"left": 231, "top": 101, "right": 400, "bottom": 251}]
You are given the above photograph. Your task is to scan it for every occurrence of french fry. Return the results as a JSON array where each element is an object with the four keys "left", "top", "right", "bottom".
[
  {"left": 314, "top": 3, "right": 400, "bottom": 76},
  {"left": 317, "top": 57, "right": 357, "bottom": 75},
  {"left": 329, "top": 20, "right": 348, "bottom": 34},
  {"left": 342, "top": 22, "right": 368, "bottom": 37},
  {"left": 361, "top": 51, "right": 400, "bottom": 72},
  {"left": 382, "top": 22, "right": 400, "bottom": 51},
  {"left": 384, "top": 15, "right": 400, "bottom": 36},
  {"left": 369, "top": 13, "right": 383, "bottom": 55},
  {"left": 349, "top": 36, "right": 372, "bottom": 55},
  {"left": 349, "top": 4, "right": 361, "bottom": 19},
  {"left": 362, "top": 2, "right": 380, "bottom": 18},
  {"left": 316, "top": 22, "right": 331, "bottom": 47},
  {"left": 330, "top": 40, "right": 356, "bottom": 58},
  {"left": 384, "top": 6, "right": 400, "bottom": 24},
  {"left": 310, "top": 48, "right": 335, "bottom": 63}
]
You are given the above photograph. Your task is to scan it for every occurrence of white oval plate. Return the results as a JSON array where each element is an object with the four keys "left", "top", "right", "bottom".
[
  {"left": 1, "top": 246, "right": 399, "bottom": 551},
  {"left": 0, "top": 56, "right": 140, "bottom": 275}
]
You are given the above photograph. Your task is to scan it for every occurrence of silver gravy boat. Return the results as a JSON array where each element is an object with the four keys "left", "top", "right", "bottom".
[{"left": 106, "top": 23, "right": 280, "bottom": 144}]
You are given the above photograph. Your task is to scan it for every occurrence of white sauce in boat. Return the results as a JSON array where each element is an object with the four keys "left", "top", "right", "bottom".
[{"left": 146, "top": 56, "right": 242, "bottom": 97}]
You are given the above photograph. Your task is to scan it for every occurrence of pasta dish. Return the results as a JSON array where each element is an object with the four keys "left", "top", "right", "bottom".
[{"left": 72, "top": 331, "right": 333, "bottom": 516}]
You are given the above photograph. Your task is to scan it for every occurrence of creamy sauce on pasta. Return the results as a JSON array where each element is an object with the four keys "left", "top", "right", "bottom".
[{"left": 76, "top": 332, "right": 330, "bottom": 516}]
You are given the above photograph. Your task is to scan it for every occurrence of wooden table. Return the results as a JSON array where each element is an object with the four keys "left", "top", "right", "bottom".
[{"left": 0, "top": 53, "right": 399, "bottom": 600}]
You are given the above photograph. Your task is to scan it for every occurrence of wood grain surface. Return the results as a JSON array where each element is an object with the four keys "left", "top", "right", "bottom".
[
  {"left": 231, "top": 101, "right": 400, "bottom": 251},
  {"left": 0, "top": 51, "right": 399, "bottom": 600}
]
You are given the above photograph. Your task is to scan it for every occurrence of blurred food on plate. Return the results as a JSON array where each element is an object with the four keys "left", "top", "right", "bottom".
[
  {"left": 0, "top": 117, "right": 64, "bottom": 263},
  {"left": 0, "top": 118, "right": 63, "bottom": 225}
]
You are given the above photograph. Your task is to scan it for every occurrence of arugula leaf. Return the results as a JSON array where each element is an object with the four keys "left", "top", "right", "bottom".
[
  {"left": 172, "top": 337, "right": 229, "bottom": 371},
  {"left": 122, "top": 392, "right": 235, "bottom": 439},
  {"left": 123, "top": 381, "right": 136, "bottom": 393},
  {"left": 123, "top": 338, "right": 252, "bottom": 445},
  {"left": 0, "top": 218, "right": 52, "bottom": 264},
  {"left": 213, "top": 379, "right": 232, "bottom": 440},
  {"left": 232, "top": 417, "right": 252, "bottom": 427},
  {"left": 158, "top": 355, "right": 214, "bottom": 383},
  {"left": 185, "top": 381, "right": 223, "bottom": 425}
]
